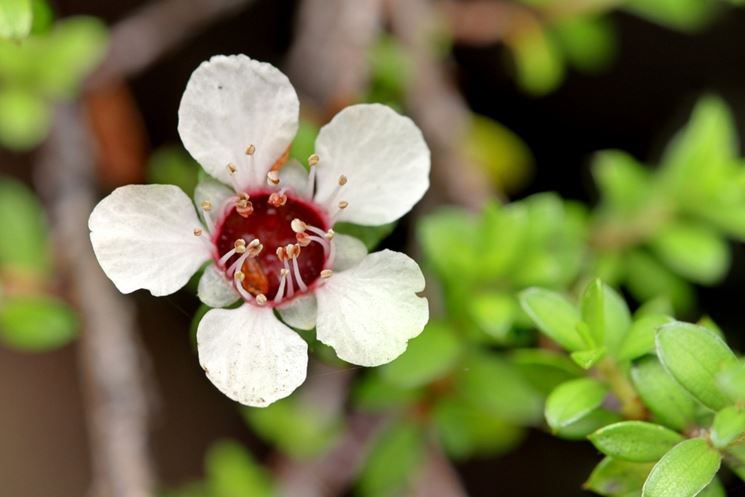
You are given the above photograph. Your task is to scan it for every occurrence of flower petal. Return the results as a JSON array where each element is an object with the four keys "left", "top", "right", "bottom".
[
  {"left": 197, "top": 305, "right": 308, "bottom": 407},
  {"left": 178, "top": 54, "right": 299, "bottom": 190},
  {"left": 198, "top": 264, "right": 238, "bottom": 308},
  {"left": 277, "top": 295, "right": 317, "bottom": 330},
  {"left": 89, "top": 184, "right": 211, "bottom": 296},
  {"left": 315, "top": 250, "right": 429, "bottom": 366},
  {"left": 314, "top": 104, "right": 430, "bottom": 225},
  {"left": 194, "top": 176, "right": 234, "bottom": 227},
  {"left": 333, "top": 234, "right": 367, "bottom": 271},
  {"left": 278, "top": 159, "right": 309, "bottom": 197}
]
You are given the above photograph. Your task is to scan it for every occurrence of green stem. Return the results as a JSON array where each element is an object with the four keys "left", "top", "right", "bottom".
[{"left": 597, "top": 357, "right": 647, "bottom": 420}]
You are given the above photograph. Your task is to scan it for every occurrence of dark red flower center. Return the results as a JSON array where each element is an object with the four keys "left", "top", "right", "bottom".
[{"left": 213, "top": 190, "right": 330, "bottom": 303}]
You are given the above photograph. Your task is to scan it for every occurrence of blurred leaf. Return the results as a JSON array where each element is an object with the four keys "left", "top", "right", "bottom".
[
  {"left": 205, "top": 440, "right": 275, "bottom": 497},
  {"left": 520, "top": 287, "right": 584, "bottom": 351},
  {"left": 508, "top": 24, "right": 564, "bottom": 95},
  {"left": 29, "top": 0, "right": 52, "bottom": 35},
  {"left": 290, "top": 120, "right": 319, "bottom": 164},
  {"left": 556, "top": 408, "right": 621, "bottom": 441},
  {"left": 0, "top": 177, "right": 49, "bottom": 273},
  {"left": 0, "top": 0, "right": 32, "bottom": 39},
  {"left": 353, "top": 371, "right": 422, "bottom": 411},
  {"left": 381, "top": 321, "right": 462, "bottom": 388},
  {"left": 585, "top": 457, "right": 654, "bottom": 497},
  {"left": 545, "top": 377, "right": 608, "bottom": 431},
  {"left": 624, "top": 0, "right": 716, "bottom": 31},
  {"left": 478, "top": 201, "right": 528, "bottom": 279},
  {"left": 589, "top": 421, "right": 683, "bottom": 463},
  {"left": 617, "top": 314, "right": 674, "bottom": 362},
  {"left": 469, "top": 292, "right": 516, "bottom": 343},
  {"left": 455, "top": 352, "right": 543, "bottom": 424},
  {"left": 433, "top": 398, "right": 525, "bottom": 460},
  {"left": 631, "top": 357, "right": 698, "bottom": 432},
  {"left": 699, "top": 478, "right": 726, "bottom": 497},
  {"left": 553, "top": 15, "right": 616, "bottom": 73},
  {"left": 147, "top": 146, "right": 200, "bottom": 197},
  {"left": 0, "top": 295, "right": 77, "bottom": 351},
  {"left": 335, "top": 221, "right": 395, "bottom": 251},
  {"left": 0, "top": 87, "right": 50, "bottom": 150},
  {"left": 581, "top": 279, "right": 631, "bottom": 354},
  {"left": 656, "top": 322, "right": 736, "bottom": 411},
  {"left": 243, "top": 397, "right": 340, "bottom": 459},
  {"left": 593, "top": 150, "right": 653, "bottom": 214},
  {"left": 357, "top": 422, "right": 425, "bottom": 497},
  {"left": 510, "top": 348, "right": 582, "bottom": 395},
  {"left": 418, "top": 208, "right": 479, "bottom": 284},
  {"left": 717, "top": 360, "right": 745, "bottom": 403},
  {"left": 711, "top": 406, "right": 745, "bottom": 449},
  {"left": 649, "top": 222, "right": 730, "bottom": 284},
  {"left": 641, "top": 438, "right": 721, "bottom": 497},
  {"left": 368, "top": 34, "right": 410, "bottom": 105},
  {"left": 570, "top": 347, "right": 606, "bottom": 370},
  {"left": 462, "top": 114, "right": 533, "bottom": 193},
  {"left": 625, "top": 250, "right": 693, "bottom": 313}
]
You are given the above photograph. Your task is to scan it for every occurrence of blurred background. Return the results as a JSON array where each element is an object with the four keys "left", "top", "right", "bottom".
[{"left": 2, "top": 0, "right": 745, "bottom": 496}]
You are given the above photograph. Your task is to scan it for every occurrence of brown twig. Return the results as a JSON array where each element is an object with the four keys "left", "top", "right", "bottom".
[
  {"left": 88, "top": 0, "right": 254, "bottom": 88},
  {"left": 35, "top": 104, "right": 155, "bottom": 497}
]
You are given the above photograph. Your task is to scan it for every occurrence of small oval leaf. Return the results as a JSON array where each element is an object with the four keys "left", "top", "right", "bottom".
[
  {"left": 642, "top": 438, "right": 721, "bottom": 497},
  {"left": 589, "top": 421, "right": 683, "bottom": 462},
  {"left": 545, "top": 377, "right": 608, "bottom": 431}
]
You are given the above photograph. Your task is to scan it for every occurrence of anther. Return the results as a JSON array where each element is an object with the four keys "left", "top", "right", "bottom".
[
  {"left": 234, "top": 271, "right": 245, "bottom": 282},
  {"left": 321, "top": 269, "right": 333, "bottom": 279},
  {"left": 255, "top": 293, "right": 267, "bottom": 305},
  {"left": 201, "top": 200, "right": 213, "bottom": 211},
  {"left": 193, "top": 227, "right": 203, "bottom": 236},
  {"left": 236, "top": 196, "right": 253, "bottom": 218},
  {"left": 245, "top": 144, "right": 256, "bottom": 155},
  {"left": 296, "top": 232, "right": 311, "bottom": 247},
  {"left": 268, "top": 192, "right": 287, "bottom": 207},
  {"left": 267, "top": 170, "right": 280, "bottom": 186},
  {"left": 234, "top": 239, "right": 247, "bottom": 253},
  {"left": 338, "top": 200, "right": 349, "bottom": 210},
  {"left": 325, "top": 229, "right": 335, "bottom": 240},
  {"left": 338, "top": 175, "right": 348, "bottom": 186},
  {"left": 308, "top": 153, "right": 320, "bottom": 166},
  {"left": 276, "top": 246, "right": 286, "bottom": 261},
  {"left": 227, "top": 163, "right": 237, "bottom": 174},
  {"left": 247, "top": 239, "right": 263, "bottom": 257},
  {"left": 281, "top": 268, "right": 289, "bottom": 276},
  {"left": 291, "top": 218, "right": 307, "bottom": 233}
]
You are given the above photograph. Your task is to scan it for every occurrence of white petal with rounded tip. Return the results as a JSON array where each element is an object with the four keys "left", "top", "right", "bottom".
[
  {"left": 278, "top": 295, "right": 317, "bottom": 330},
  {"left": 89, "top": 184, "right": 211, "bottom": 296},
  {"left": 194, "top": 176, "right": 235, "bottom": 227},
  {"left": 278, "top": 159, "right": 309, "bottom": 197},
  {"left": 333, "top": 234, "right": 367, "bottom": 271},
  {"left": 178, "top": 54, "right": 299, "bottom": 190},
  {"left": 197, "top": 305, "right": 308, "bottom": 407},
  {"left": 315, "top": 250, "right": 429, "bottom": 366},
  {"left": 314, "top": 104, "right": 430, "bottom": 225},
  {"left": 198, "top": 264, "right": 239, "bottom": 308}
]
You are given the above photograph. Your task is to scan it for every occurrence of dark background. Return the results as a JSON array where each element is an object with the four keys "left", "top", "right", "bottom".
[{"left": 1, "top": 0, "right": 745, "bottom": 495}]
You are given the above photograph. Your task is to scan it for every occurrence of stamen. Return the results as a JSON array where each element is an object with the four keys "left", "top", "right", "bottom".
[
  {"left": 296, "top": 232, "right": 311, "bottom": 247},
  {"left": 236, "top": 193, "right": 254, "bottom": 217},
  {"left": 227, "top": 163, "right": 237, "bottom": 175},
  {"left": 267, "top": 170, "right": 280, "bottom": 186},
  {"left": 245, "top": 144, "right": 256, "bottom": 156},
  {"left": 308, "top": 153, "right": 320, "bottom": 166},
  {"left": 283, "top": 259, "right": 295, "bottom": 297},
  {"left": 218, "top": 248, "right": 237, "bottom": 267},
  {"left": 234, "top": 272, "right": 254, "bottom": 302},
  {"left": 201, "top": 200, "right": 213, "bottom": 211},
  {"left": 338, "top": 175, "right": 348, "bottom": 186},
  {"left": 234, "top": 239, "right": 247, "bottom": 253},
  {"left": 255, "top": 293, "right": 267, "bottom": 305},
  {"left": 193, "top": 227, "right": 202, "bottom": 236},
  {"left": 321, "top": 269, "right": 333, "bottom": 279},
  {"left": 292, "top": 255, "right": 308, "bottom": 292},
  {"left": 268, "top": 191, "right": 287, "bottom": 207},
  {"left": 325, "top": 229, "right": 335, "bottom": 240},
  {"left": 274, "top": 268, "right": 289, "bottom": 304},
  {"left": 338, "top": 200, "right": 349, "bottom": 209},
  {"left": 291, "top": 218, "right": 307, "bottom": 233},
  {"left": 305, "top": 154, "right": 319, "bottom": 198},
  {"left": 227, "top": 251, "right": 251, "bottom": 276}
]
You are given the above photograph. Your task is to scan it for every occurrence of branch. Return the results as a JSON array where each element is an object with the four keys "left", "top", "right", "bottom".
[
  {"left": 89, "top": 0, "right": 254, "bottom": 88},
  {"left": 412, "top": 444, "right": 470, "bottom": 497},
  {"left": 35, "top": 104, "right": 155, "bottom": 497}
]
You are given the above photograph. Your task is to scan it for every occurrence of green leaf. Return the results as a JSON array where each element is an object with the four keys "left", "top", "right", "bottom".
[
  {"left": 510, "top": 348, "right": 582, "bottom": 395},
  {"left": 593, "top": 150, "right": 652, "bottom": 214},
  {"left": 624, "top": 0, "right": 716, "bottom": 31},
  {"left": 0, "top": 177, "right": 49, "bottom": 273},
  {"left": 381, "top": 321, "right": 462, "bottom": 388},
  {"left": 642, "top": 438, "right": 721, "bottom": 497},
  {"left": 556, "top": 408, "right": 622, "bottom": 441},
  {"left": 433, "top": 398, "right": 525, "bottom": 460},
  {"left": 631, "top": 357, "right": 698, "bottom": 432},
  {"left": 290, "top": 120, "right": 319, "bottom": 163},
  {"left": 455, "top": 352, "right": 543, "bottom": 424},
  {"left": 519, "top": 288, "right": 584, "bottom": 351},
  {"left": 571, "top": 347, "right": 606, "bottom": 370},
  {"left": 656, "top": 322, "right": 737, "bottom": 411},
  {"left": 579, "top": 280, "right": 631, "bottom": 354},
  {"left": 545, "top": 378, "right": 608, "bottom": 431},
  {"left": 418, "top": 208, "right": 479, "bottom": 284},
  {"left": 552, "top": 15, "right": 615, "bottom": 73},
  {"left": 711, "top": 406, "right": 745, "bottom": 449},
  {"left": 589, "top": 421, "right": 684, "bottom": 462},
  {"left": 585, "top": 457, "right": 654, "bottom": 497},
  {"left": 368, "top": 34, "right": 410, "bottom": 104},
  {"left": 147, "top": 146, "right": 200, "bottom": 197},
  {"left": 625, "top": 250, "right": 694, "bottom": 313},
  {"left": 618, "top": 314, "right": 674, "bottom": 362},
  {"left": 353, "top": 372, "right": 422, "bottom": 411},
  {"left": 699, "top": 478, "right": 726, "bottom": 497},
  {"left": 717, "top": 361, "right": 745, "bottom": 403},
  {"left": 357, "top": 422, "right": 425, "bottom": 497},
  {"left": 205, "top": 440, "right": 275, "bottom": 497},
  {"left": 508, "top": 24, "right": 565, "bottom": 95},
  {"left": 649, "top": 222, "right": 730, "bottom": 284},
  {"left": 0, "top": 0, "right": 32, "bottom": 39},
  {"left": 0, "top": 88, "right": 50, "bottom": 150},
  {"left": 0, "top": 296, "right": 77, "bottom": 351},
  {"left": 242, "top": 398, "right": 340, "bottom": 459},
  {"left": 334, "top": 221, "right": 396, "bottom": 251},
  {"left": 469, "top": 292, "right": 516, "bottom": 343}
]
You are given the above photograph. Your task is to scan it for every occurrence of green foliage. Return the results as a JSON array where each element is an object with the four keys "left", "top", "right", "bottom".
[
  {"left": 588, "top": 421, "right": 683, "bottom": 462},
  {"left": 0, "top": 0, "right": 32, "bottom": 40},
  {"left": 624, "top": 0, "right": 716, "bottom": 31},
  {"left": 334, "top": 221, "right": 396, "bottom": 251},
  {"left": 507, "top": 24, "right": 564, "bottom": 96},
  {"left": 641, "top": 438, "right": 721, "bottom": 497},
  {"left": 289, "top": 119, "right": 319, "bottom": 165},
  {"left": 630, "top": 357, "right": 698, "bottom": 432},
  {"left": 545, "top": 378, "right": 607, "bottom": 432},
  {"left": 0, "top": 295, "right": 77, "bottom": 350},
  {"left": 357, "top": 422, "right": 425, "bottom": 497},
  {"left": 0, "top": 177, "right": 49, "bottom": 273},
  {"left": 147, "top": 146, "right": 201, "bottom": 197},
  {"left": 585, "top": 457, "right": 654, "bottom": 497}
]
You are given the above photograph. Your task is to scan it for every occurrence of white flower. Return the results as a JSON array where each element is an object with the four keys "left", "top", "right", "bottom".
[{"left": 88, "top": 55, "right": 430, "bottom": 407}]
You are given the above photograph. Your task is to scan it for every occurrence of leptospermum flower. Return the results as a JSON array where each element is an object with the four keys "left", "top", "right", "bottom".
[{"left": 88, "top": 55, "right": 430, "bottom": 407}]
